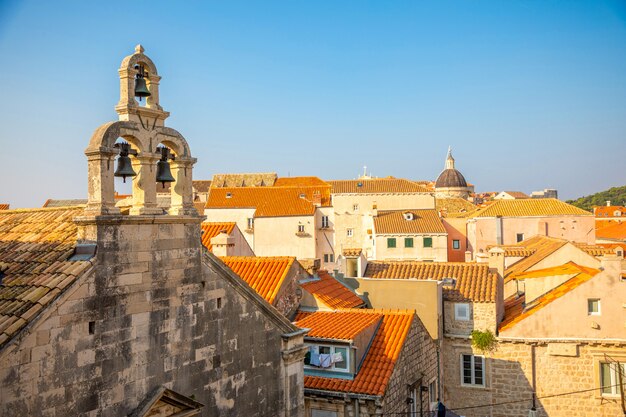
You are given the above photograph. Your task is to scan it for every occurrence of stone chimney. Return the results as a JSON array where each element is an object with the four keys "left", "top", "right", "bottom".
[
  {"left": 210, "top": 231, "right": 235, "bottom": 257},
  {"left": 607, "top": 201, "right": 611, "bottom": 207},
  {"left": 464, "top": 250, "right": 472, "bottom": 262},
  {"left": 488, "top": 247, "right": 505, "bottom": 278}
]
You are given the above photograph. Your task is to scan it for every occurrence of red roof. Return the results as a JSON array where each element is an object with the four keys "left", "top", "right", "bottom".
[
  {"left": 200, "top": 222, "right": 236, "bottom": 251},
  {"left": 221, "top": 256, "right": 294, "bottom": 304},
  {"left": 295, "top": 309, "right": 414, "bottom": 396},
  {"left": 300, "top": 270, "right": 365, "bottom": 309}
]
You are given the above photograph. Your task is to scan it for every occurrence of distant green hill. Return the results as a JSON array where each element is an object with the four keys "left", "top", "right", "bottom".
[{"left": 566, "top": 186, "right": 626, "bottom": 212}]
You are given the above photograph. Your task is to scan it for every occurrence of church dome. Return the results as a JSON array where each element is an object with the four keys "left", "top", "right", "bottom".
[
  {"left": 435, "top": 168, "right": 467, "bottom": 188},
  {"left": 435, "top": 148, "right": 468, "bottom": 188}
]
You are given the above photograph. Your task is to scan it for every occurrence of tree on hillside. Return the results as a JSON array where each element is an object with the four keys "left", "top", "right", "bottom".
[{"left": 567, "top": 186, "right": 626, "bottom": 212}]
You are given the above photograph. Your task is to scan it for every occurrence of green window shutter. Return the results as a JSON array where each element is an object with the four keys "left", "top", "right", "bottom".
[
  {"left": 387, "top": 238, "right": 396, "bottom": 248},
  {"left": 423, "top": 237, "right": 433, "bottom": 248},
  {"left": 405, "top": 237, "right": 414, "bottom": 248}
]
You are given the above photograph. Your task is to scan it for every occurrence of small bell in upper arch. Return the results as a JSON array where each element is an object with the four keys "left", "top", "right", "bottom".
[
  {"left": 156, "top": 146, "right": 175, "bottom": 187},
  {"left": 114, "top": 142, "right": 137, "bottom": 183},
  {"left": 134, "top": 64, "right": 151, "bottom": 101}
]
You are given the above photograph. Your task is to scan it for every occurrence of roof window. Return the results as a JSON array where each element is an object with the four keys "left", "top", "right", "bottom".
[
  {"left": 403, "top": 212, "right": 414, "bottom": 221},
  {"left": 226, "top": 192, "right": 232, "bottom": 198}
]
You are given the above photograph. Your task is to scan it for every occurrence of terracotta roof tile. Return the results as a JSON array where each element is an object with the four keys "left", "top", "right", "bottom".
[
  {"left": 206, "top": 186, "right": 330, "bottom": 217},
  {"left": 503, "top": 236, "right": 569, "bottom": 280},
  {"left": 364, "top": 261, "right": 497, "bottom": 302},
  {"left": 342, "top": 248, "right": 362, "bottom": 257},
  {"left": 300, "top": 270, "right": 365, "bottom": 309},
  {"left": 594, "top": 206, "right": 626, "bottom": 218},
  {"left": 41, "top": 199, "right": 87, "bottom": 208},
  {"left": 498, "top": 191, "right": 530, "bottom": 199},
  {"left": 328, "top": 178, "right": 430, "bottom": 194},
  {"left": 296, "top": 310, "right": 382, "bottom": 340},
  {"left": 374, "top": 210, "right": 446, "bottom": 234},
  {"left": 201, "top": 222, "right": 237, "bottom": 251},
  {"left": 0, "top": 205, "right": 9, "bottom": 210},
  {"left": 220, "top": 256, "right": 294, "bottom": 304},
  {"left": 500, "top": 263, "right": 599, "bottom": 331},
  {"left": 596, "top": 222, "right": 626, "bottom": 241},
  {"left": 192, "top": 180, "right": 212, "bottom": 193},
  {"left": 472, "top": 198, "right": 591, "bottom": 218},
  {"left": 274, "top": 177, "right": 330, "bottom": 187},
  {"left": 435, "top": 198, "right": 476, "bottom": 218},
  {"left": 572, "top": 242, "right": 616, "bottom": 257},
  {"left": 508, "top": 261, "right": 599, "bottom": 280},
  {"left": 211, "top": 172, "right": 277, "bottom": 188},
  {"left": 295, "top": 309, "right": 414, "bottom": 396},
  {"left": 0, "top": 206, "right": 92, "bottom": 349}
]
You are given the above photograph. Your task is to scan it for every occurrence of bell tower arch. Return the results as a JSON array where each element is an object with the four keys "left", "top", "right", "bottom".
[{"left": 83, "top": 45, "right": 197, "bottom": 217}]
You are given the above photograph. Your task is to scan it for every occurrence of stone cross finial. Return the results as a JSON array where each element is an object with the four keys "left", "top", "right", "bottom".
[
  {"left": 445, "top": 146, "right": 455, "bottom": 170},
  {"left": 135, "top": 44, "right": 145, "bottom": 54}
]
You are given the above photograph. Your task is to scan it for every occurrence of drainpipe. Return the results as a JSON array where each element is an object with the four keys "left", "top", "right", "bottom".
[
  {"left": 496, "top": 215, "right": 503, "bottom": 245},
  {"left": 354, "top": 398, "right": 359, "bottom": 416}
]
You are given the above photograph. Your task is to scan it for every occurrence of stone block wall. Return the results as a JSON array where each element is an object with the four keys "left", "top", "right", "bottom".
[
  {"left": 443, "top": 302, "right": 497, "bottom": 336},
  {"left": 382, "top": 314, "right": 438, "bottom": 416},
  {"left": 442, "top": 337, "right": 626, "bottom": 417},
  {"left": 0, "top": 216, "right": 304, "bottom": 417}
]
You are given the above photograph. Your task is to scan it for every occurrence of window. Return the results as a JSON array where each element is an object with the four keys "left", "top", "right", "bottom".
[
  {"left": 423, "top": 237, "right": 433, "bottom": 248},
  {"left": 461, "top": 354, "right": 485, "bottom": 386},
  {"left": 405, "top": 238, "right": 414, "bottom": 248},
  {"left": 321, "top": 215, "right": 329, "bottom": 228},
  {"left": 588, "top": 299, "right": 601, "bottom": 315},
  {"left": 324, "top": 254, "right": 328, "bottom": 263},
  {"left": 455, "top": 303, "right": 470, "bottom": 321},
  {"left": 453, "top": 239, "right": 460, "bottom": 250},
  {"left": 353, "top": 204, "right": 359, "bottom": 211},
  {"left": 600, "top": 362, "right": 626, "bottom": 395},
  {"left": 428, "top": 380, "right": 437, "bottom": 407},
  {"left": 304, "top": 345, "right": 350, "bottom": 373},
  {"left": 226, "top": 192, "right": 232, "bottom": 198},
  {"left": 298, "top": 224, "right": 305, "bottom": 233},
  {"left": 387, "top": 238, "right": 397, "bottom": 248},
  {"left": 347, "top": 228, "right": 353, "bottom": 237},
  {"left": 329, "top": 254, "right": 334, "bottom": 262},
  {"left": 323, "top": 254, "right": 335, "bottom": 263},
  {"left": 311, "top": 410, "right": 337, "bottom": 417},
  {"left": 247, "top": 217, "right": 254, "bottom": 229},
  {"left": 516, "top": 233, "right": 524, "bottom": 243}
]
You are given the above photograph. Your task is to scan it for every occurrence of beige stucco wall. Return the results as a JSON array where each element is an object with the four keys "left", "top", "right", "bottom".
[
  {"left": 442, "top": 339, "right": 626, "bottom": 417},
  {"left": 315, "top": 206, "right": 336, "bottom": 268},
  {"left": 204, "top": 207, "right": 256, "bottom": 249},
  {"left": 501, "top": 258, "right": 626, "bottom": 339},
  {"left": 468, "top": 215, "right": 595, "bottom": 254},
  {"left": 342, "top": 277, "right": 442, "bottom": 339},
  {"left": 374, "top": 233, "right": 447, "bottom": 261},
  {"left": 332, "top": 193, "right": 435, "bottom": 261},
  {"left": 254, "top": 215, "right": 317, "bottom": 259}
]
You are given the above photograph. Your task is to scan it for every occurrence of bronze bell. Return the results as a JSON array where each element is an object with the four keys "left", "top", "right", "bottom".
[
  {"left": 156, "top": 146, "right": 175, "bottom": 187},
  {"left": 134, "top": 64, "right": 151, "bottom": 100},
  {"left": 114, "top": 143, "right": 137, "bottom": 183}
]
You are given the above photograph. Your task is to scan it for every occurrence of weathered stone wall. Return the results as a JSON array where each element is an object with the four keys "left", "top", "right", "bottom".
[
  {"left": 0, "top": 216, "right": 304, "bottom": 417},
  {"left": 382, "top": 315, "right": 438, "bottom": 416},
  {"left": 443, "top": 301, "right": 497, "bottom": 336},
  {"left": 442, "top": 337, "right": 626, "bottom": 417}
]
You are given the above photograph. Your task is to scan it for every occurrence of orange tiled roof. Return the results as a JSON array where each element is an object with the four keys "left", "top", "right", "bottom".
[
  {"left": 508, "top": 261, "right": 599, "bottom": 280},
  {"left": 0, "top": 206, "right": 92, "bottom": 348},
  {"left": 274, "top": 177, "right": 330, "bottom": 187},
  {"left": 0, "top": 204, "right": 9, "bottom": 210},
  {"left": 500, "top": 264, "right": 599, "bottom": 331},
  {"left": 435, "top": 198, "right": 477, "bottom": 218},
  {"left": 342, "top": 248, "right": 362, "bottom": 257},
  {"left": 295, "top": 310, "right": 382, "bottom": 340},
  {"left": 295, "top": 309, "right": 414, "bottom": 396},
  {"left": 594, "top": 205, "right": 626, "bottom": 218},
  {"left": 201, "top": 222, "right": 237, "bottom": 251},
  {"left": 374, "top": 210, "right": 446, "bottom": 234},
  {"left": 42, "top": 198, "right": 87, "bottom": 208},
  {"left": 572, "top": 242, "right": 616, "bottom": 257},
  {"left": 300, "top": 270, "right": 365, "bottom": 309},
  {"left": 328, "top": 178, "right": 430, "bottom": 194},
  {"left": 596, "top": 222, "right": 626, "bottom": 241},
  {"left": 220, "top": 256, "right": 294, "bottom": 304},
  {"left": 498, "top": 191, "right": 530, "bottom": 199},
  {"left": 364, "top": 261, "right": 497, "bottom": 302},
  {"left": 206, "top": 186, "right": 331, "bottom": 217},
  {"left": 472, "top": 199, "right": 591, "bottom": 218},
  {"left": 503, "top": 235, "right": 569, "bottom": 280}
]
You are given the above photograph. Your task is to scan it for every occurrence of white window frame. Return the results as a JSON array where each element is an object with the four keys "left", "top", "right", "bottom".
[
  {"left": 304, "top": 344, "right": 350, "bottom": 373},
  {"left": 588, "top": 298, "right": 601, "bottom": 315},
  {"left": 460, "top": 354, "right": 485, "bottom": 387},
  {"left": 298, "top": 224, "right": 305, "bottom": 233},
  {"left": 347, "top": 228, "right": 353, "bottom": 237},
  {"left": 600, "top": 362, "right": 626, "bottom": 396},
  {"left": 247, "top": 217, "right": 254, "bottom": 229},
  {"left": 452, "top": 239, "right": 460, "bottom": 250},
  {"left": 454, "top": 303, "right": 470, "bottom": 321}
]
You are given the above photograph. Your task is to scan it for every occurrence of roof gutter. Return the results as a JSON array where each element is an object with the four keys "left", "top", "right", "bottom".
[{"left": 304, "top": 388, "right": 382, "bottom": 403}]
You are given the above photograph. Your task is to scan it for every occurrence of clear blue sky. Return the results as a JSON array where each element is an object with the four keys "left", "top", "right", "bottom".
[{"left": 1, "top": 1, "right": 625, "bottom": 208}]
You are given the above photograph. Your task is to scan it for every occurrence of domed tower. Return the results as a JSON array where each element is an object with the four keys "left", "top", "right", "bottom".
[{"left": 435, "top": 147, "right": 472, "bottom": 199}]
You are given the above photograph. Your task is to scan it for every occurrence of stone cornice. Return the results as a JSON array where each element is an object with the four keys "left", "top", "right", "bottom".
[{"left": 74, "top": 214, "right": 203, "bottom": 226}]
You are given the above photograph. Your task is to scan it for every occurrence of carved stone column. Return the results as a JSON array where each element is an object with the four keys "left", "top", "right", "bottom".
[
  {"left": 169, "top": 157, "right": 197, "bottom": 216},
  {"left": 130, "top": 154, "right": 162, "bottom": 215}
]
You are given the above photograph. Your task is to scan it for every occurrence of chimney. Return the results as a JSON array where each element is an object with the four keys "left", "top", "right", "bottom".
[
  {"left": 372, "top": 203, "right": 378, "bottom": 217},
  {"left": 495, "top": 216, "right": 503, "bottom": 245},
  {"left": 464, "top": 250, "right": 473, "bottom": 262},
  {"left": 607, "top": 201, "right": 611, "bottom": 207},
  {"left": 312, "top": 191, "right": 322, "bottom": 206},
  {"left": 210, "top": 231, "right": 235, "bottom": 257},
  {"left": 488, "top": 247, "right": 505, "bottom": 278}
]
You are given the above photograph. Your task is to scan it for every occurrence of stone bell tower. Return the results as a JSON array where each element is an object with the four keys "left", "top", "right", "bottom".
[{"left": 83, "top": 44, "right": 196, "bottom": 217}]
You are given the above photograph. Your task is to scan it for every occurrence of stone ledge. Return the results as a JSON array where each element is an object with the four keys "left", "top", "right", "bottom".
[{"left": 74, "top": 214, "right": 203, "bottom": 226}]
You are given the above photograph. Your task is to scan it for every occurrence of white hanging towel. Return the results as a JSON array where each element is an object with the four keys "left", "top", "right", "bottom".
[
  {"left": 319, "top": 354, "right": 332, "bottom": 368},
  {"left": 331, "top": 352, "right": 343, "bottom": 363}
]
